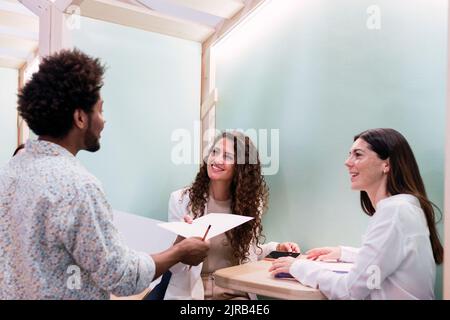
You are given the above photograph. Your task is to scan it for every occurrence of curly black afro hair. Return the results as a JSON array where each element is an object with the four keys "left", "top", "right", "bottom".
[{"left": 18, "top": 48, "right": 105, "bottom": 138}]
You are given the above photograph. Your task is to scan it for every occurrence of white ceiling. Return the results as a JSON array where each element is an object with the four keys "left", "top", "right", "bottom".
[
  {"left": 0, "top": 0, "right": 38, "bottom": 69},
  {"left": 133, "top": 0, "right": 225, "bottom": 27},
  {"left": 0, "top": 0, "right": 247, "bottom": 69}
]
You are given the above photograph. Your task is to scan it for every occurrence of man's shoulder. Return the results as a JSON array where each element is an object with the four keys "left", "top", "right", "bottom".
[
  {"left": 40, "top": 155, "right": 103, "bottom": 193},
  {"left": 0, "top": 161, "right": 14, "bottom": 188}
]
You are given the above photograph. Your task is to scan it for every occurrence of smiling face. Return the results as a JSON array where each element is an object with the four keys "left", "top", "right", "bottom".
[
  {"left": 206, "top": 138, "right": 235, "bottom": 182},
  {"left": 344, "top": 138, "right": 390, "bottom": 192}
]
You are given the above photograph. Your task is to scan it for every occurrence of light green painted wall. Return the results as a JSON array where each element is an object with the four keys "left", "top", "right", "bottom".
[
  {"left": 0, "top": 68, "right": 18, "bottom": 167},
  {"left": 71, "top": 17, "right": 201, "bottom": 221},
  {"left": 215, "top": 0, "right": 446, "bottom": 298}
]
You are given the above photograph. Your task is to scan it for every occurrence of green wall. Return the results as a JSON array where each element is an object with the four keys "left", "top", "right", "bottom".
[
  {"left": 71, "top": 17, "right": 201, "bottom": 221},
  {"left": 215, "top": 0, "right": 446, "bottom": 298},
  {"left": 0, "top": 68, "right": 18, "bottom": 167}
]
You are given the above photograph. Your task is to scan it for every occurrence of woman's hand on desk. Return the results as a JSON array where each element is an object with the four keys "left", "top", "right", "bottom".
[
  {"left": 306, "top": 247, "right": 341, "bottom": 261},
  {"left": 269, "top": 256, "right": 297, "bottom": 276},
  {"left": 276, "top": 242, "right": 300, "bottom": 253}
]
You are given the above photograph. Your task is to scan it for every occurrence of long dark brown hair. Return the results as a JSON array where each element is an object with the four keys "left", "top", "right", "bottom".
[
  {"left": 183, "top": 131, "right": 269, "bottom": 263},
  {"left": 355, "top": 128, "right": 443, "bottom": 264}
]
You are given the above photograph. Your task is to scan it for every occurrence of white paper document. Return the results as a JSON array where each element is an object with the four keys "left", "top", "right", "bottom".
[
  {"left": 158, "top": 213, "right": 254, "bottom": 240},
  {"left": 113, "top": 210, "right": 177, "bottom": 291},
  {"left": 113, "top": 210, "right": 176, "bottom": 253}
]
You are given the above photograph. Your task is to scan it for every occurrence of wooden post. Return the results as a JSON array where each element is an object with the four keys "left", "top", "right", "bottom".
[
  {"left": 200, "top": 47, "right": 217, "bottom": 159},
  {"left": 200, "top": 0, "right": 267, "bottom": 159},
  {"left": 17, "top": 64, "right": 25, "bottom": 146}
]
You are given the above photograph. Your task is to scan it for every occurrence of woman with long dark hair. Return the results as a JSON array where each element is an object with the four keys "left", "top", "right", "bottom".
[
  {"left": 270, "top": 128, "right": 443, "bottom": 299},
  {"left": 165, "top": 131, "right": 299, "bottom": 300}
]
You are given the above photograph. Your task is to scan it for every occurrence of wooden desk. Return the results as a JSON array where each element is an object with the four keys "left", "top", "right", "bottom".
[{"left": 214, "top": 260, "right": 326, "bottom": 300}]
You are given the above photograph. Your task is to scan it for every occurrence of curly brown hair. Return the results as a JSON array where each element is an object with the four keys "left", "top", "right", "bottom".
[
  {"left": 184, "top": 131, "right": 269, "bottom": 263},
  {"left": 18, "top": 48, "right": 105, "bottom": 138}
]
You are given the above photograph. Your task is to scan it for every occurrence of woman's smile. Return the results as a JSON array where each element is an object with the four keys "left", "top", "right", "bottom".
[{"left": 211, "top": 163, "right": 225, "bottom": 173}]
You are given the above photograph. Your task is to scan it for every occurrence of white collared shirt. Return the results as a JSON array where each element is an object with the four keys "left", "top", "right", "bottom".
[
  {"left": 164, "top": 188, "right": 278, "bottom": 300},
  {"left": 290, "top": 194, "right": 436, "bottom": 300}
]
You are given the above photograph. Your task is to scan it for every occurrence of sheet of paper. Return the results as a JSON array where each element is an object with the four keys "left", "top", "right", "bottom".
[
  {"left": 113, "top": 210, "right": 177, "bottom": 290},
  {"left": 158, "top": 213, "right": 254, "bottom": 240},
  {"left": 312, "top": 261, "right": 354, "bottom": 273},
  {"left": 113, "top": 210, "right": 176, "bottom": 253}
]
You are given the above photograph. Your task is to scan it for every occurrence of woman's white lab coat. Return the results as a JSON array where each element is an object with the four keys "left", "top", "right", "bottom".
[
  {"left": 163, "top": 188, "right": 278, "bottom": 300},
  {"left": 289, "top": 194, "right": 436, "bottom": 300}
]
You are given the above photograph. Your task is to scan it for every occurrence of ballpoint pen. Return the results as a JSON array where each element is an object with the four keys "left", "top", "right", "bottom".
[
  {"left": 188, "top": 224, "right": 211, "bottom": 270},
  {"left": 201, "top": 224, "right": 211, "bottom": 242}
]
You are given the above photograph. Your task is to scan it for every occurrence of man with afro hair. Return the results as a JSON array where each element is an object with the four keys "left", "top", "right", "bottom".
[{"left": 0, "top": 49, "right": 209, "bottom": 299}]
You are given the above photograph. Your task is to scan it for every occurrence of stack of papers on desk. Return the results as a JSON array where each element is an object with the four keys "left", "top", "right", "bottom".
[{"left": 158, "top": 213, "right": 253, "bottom": 240}]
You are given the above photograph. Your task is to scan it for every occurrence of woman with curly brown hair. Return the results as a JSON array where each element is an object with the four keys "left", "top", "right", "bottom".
[{"left": 164, "top": 131, "right": 299, "bottom": 300}]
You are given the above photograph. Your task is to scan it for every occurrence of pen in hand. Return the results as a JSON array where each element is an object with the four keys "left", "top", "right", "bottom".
[
  {"left": 201, "top": 225, "right": 212, "bottom": 242},
  {"left": 188, "top": 224, "right": 211, "bottom": 270}
]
